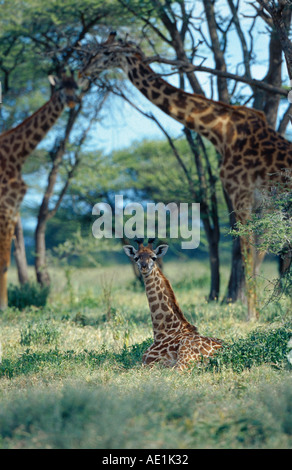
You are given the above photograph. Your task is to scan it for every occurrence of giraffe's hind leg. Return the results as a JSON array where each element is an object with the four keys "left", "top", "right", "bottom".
[
  {"left": 175, "top": 337, "right": 201, "bottom": 371},
  {"left": 175, "top": 336, "right": 222, "bottom": 371}
]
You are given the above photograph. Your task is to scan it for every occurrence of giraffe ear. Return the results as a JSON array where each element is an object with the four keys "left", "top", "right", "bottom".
[
  {"left": 154, "top": 244, "right": 168, "bottom": 258},
  {"left": 123, "top": 245, "right": 137, "bottom": 258},
  {"left": 48, "top": 75, "right": 57, "bottom": 87}
]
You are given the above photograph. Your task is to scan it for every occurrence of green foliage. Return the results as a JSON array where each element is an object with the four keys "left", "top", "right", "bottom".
[
  {"left": 207, "top": 324, "right": 292, "bottom": 373},
  {"left": 8, "top": 282, "right": 50, "bottom": 310},
  {"left": 1, "top": 323, "right": 291, "bottom": 379},
  {"left": 173, "top": 274, "right": 210, "bottom": 291},
  {"left": 0, "top": 260, "right": 291, "bottom": 449},
  {"left": 230, "top": 179, "right": 292, "bottom": 302},
  {"left": 0, "top": 339, "right": 153, "bottom": 379},
  {"left": 231, "top": 176, "right": 292, "bottom": 255},
  {"left": 20, "top": 321, "right": 60, "bottom": 347},
  {"left": 0, "top": 377, "right": 292, "bottom": 448}
]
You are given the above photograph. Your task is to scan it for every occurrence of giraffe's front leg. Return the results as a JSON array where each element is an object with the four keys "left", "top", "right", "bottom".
[
  {"left": 142, "top": 342, "right": 177, "bottom": 367},
  {"left": 240, "top": 234, "right": 259, "bottom": 321},
  {"left": 142, "top": 343, "right": 161, "bottom": 366}
]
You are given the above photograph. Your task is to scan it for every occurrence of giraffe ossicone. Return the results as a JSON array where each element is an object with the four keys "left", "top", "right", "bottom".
[{"left": 124, "top": 238, "right": 222, "bottom": 370}]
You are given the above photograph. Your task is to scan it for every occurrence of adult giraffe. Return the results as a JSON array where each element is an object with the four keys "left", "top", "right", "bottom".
[
  {"left": 0, "top": 71, "right": 79, "bottom": 310},
  {"left": 80, "top": 32, "right": 292, "bottom": 320}
]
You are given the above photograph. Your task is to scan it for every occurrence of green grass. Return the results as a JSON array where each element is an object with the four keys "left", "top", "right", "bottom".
[{"left": 0, "top": 259, "right": 291, "bottom": 449}]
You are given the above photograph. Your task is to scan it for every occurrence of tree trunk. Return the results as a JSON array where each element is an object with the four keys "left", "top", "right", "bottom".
[
  {"left": 222, "top": 189, "right": 246, "bottom": 303},
  {"left": 209, "top": 239, "right": 220, "bottom": 301},
  {"left": 35, "top": 215, "right": 50, "bottom": 287},
  {"left": 224, "top": 236, "right": 246, "bottom": 304},
  {"left": 199, "top": 210, "right": 220, "bottom": 301},
  {"left": 13, "top": 216, "right": 29, "bottom": 285}
]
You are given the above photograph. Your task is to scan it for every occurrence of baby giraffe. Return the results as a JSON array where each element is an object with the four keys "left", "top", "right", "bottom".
[{"left": 123, "top": 239, "right": 222, "bottom": 370}]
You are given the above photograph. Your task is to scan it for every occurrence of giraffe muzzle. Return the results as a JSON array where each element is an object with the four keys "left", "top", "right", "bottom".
[{"left": 66, "top": 96, "right": 80, "bottom": 108}]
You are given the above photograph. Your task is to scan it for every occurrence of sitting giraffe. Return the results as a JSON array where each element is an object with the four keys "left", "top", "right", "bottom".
[{"left": 123, "top": 239, "right": 222, "bottom": 370}]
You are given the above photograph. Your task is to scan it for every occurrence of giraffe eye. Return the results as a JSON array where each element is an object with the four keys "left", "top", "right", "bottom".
[
  {"left": 134, "top": 256, "right": 139, "bottom": 262},
  {"left": 151, "top": 256, "right": 157, "bottom": 261}
]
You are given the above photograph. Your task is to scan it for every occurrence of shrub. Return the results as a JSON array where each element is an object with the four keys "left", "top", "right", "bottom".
[
  {"left": 230, "top": 178, "right": 292, "bottom": 303},
  {"left": 8, "top": 282, "right": 50, "bottom": 309},
  {"left": 207, "top": 324, "right": 292, "bottom": 373}
]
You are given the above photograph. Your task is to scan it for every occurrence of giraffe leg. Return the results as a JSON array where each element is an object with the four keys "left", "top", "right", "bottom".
[
  {"left": 175, "top": 337, "right": 202, "bottom": 371},
  {"left": 142, "top": 342, "right": 177, "bottom": 367},
  {"left": 279, "top": 242, "right": 292, "bottom": 276},
  {"left": 142, "top": 348, "right": 160, "bottom": 366},
  {"left": 175, "top": 335, "right": 223, "bottom": 371},
  {"left": 0, "top": 215, "right": 16, "bottom": 310},
  {"left": 240, "top": 235, "right": 259, "bottom": 321},
  {"left": 0, "top": 266, "right": 8, "bottom": 310},
  {"left": 254, "top": 249, "right": 266, "bottom": 276}
]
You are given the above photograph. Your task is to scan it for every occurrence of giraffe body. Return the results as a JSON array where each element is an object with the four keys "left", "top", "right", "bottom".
[
  {"left": 124, "top": 240, "right": 222, "bottom": 370},
  {"left": 81, "top": 34, "right": 292, "bottom": 319},
  {"left": 0, "top": 72, "right": 79, "bottom": 309}
]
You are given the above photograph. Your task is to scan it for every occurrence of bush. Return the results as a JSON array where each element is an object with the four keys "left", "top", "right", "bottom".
[
  {"left": 8, "top": 282, "right": 50, "bottom": 309},
  {"left": 230, "top": 179, "right": 292, "bottom": 303},
  {"left": 207, "top": 324, "right": 292, "bottom": 373}
]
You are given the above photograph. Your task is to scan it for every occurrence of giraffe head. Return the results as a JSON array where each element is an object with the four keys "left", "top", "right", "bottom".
[
  {"left": 48, "top": 70, "right": 80, "bottom": 108},
  {"left": 123, "top": 238, "right": 168, "bottom": 275},
  {"left": 79, "top": 32, "right": 142, "bottom": 79}
]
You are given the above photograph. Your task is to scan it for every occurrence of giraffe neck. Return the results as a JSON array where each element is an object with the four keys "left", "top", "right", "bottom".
[
  {"left": 142, "top": 264, "right": 199, "bottom": 342},
  {"left": 0, "top": 91, "right": 66, "bottom": 167},
  {"left": 122, "top": 54, "right": 238, "bottom": 153}
]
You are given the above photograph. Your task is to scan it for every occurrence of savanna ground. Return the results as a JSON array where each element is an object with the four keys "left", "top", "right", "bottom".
[{"left": 0, "top": 257, "right": 291, "bottom": 449}]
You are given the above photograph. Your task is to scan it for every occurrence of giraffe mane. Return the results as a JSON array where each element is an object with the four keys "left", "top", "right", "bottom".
[
  {"left": 0, "top": 97, "right": 55, "bottom": 138},
  {"left": 157, "top": 266, "right": 199, "bottom": 334},
  {"left": 146, "top": 71, "right": 268, "bottom": 122}
]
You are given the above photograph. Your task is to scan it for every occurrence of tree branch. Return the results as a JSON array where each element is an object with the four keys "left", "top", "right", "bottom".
[{"left": 144, "top": 55, "right": 288, "bottom": 96}]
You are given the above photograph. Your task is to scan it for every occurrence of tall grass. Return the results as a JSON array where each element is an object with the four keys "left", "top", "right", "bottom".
[
  {"left": 0, "top": 377, "right": 291, "bottom": 448},
  {"left": 0, "top": 260, "right": 291, "bottom": 449}
]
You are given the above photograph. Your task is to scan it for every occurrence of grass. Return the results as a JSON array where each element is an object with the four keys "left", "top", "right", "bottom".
[{"left": 0, "top": 258, "right": 291, "bottom": 449}]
